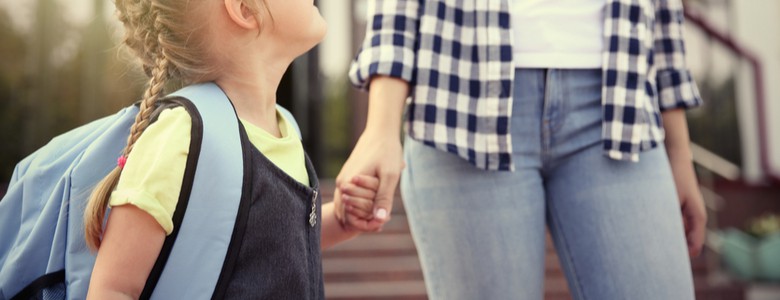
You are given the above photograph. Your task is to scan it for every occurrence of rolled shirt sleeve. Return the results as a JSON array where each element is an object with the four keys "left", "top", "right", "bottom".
[
  {"left": 109, "top": 107, "right": 191, "bottom": 235},
  {"left": 349, "top": 0, "right": 421, "bottom": 90},
  {"left": 653, "top": 0, "right": 703, "bottom": 111}
]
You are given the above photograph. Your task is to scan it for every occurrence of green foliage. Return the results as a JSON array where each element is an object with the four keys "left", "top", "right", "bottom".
[
  {"left": 0, "top": 2, "right": 146, "bottom": 183},
  {"left": 0, "top": 79, "right": 24, "bottom": 182},
  {"left": 320, "top": 78, "right": 352, "bottom": 178},
  {"left": 0, "top": 11, "right": 28, "bottom": 182}
]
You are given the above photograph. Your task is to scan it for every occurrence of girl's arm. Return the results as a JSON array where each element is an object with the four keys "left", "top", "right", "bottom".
[
  {"left": 321, "top": 202, "right": 360, "bottom": 250},
  {"left": 87, "top": 206, "right": 165, "bottom": 299}
]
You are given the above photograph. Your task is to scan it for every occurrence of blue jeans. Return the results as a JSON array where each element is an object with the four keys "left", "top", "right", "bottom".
[{"left": 400, "top": 69, "right": 695, "bottom": 300}]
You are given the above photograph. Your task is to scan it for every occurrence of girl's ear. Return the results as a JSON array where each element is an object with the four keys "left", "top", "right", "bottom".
[{"left": 224, "top": 0, "right": 259, "bottom": 30}]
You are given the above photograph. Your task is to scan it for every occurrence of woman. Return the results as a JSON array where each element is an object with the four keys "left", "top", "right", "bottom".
[{"left": 336, "top": 0, "right": 706, "bottom": 299}]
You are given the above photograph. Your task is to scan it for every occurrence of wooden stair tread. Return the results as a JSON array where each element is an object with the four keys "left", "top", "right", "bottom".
[{"left": 325, "top": 280, "right": 427, "bottom": 299}]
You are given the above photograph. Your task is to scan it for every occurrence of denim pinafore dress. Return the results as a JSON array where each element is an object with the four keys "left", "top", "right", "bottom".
[
  {"left": 218, "top": 128, "right": 325, "bottom": 299},
  {"left": 136, "top": 83, "right": 326, "bottom": 300}
]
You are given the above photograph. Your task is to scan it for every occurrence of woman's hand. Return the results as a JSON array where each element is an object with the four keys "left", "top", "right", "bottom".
[
  {"left": 668, "top": 147, "right": 707, "bottom": 257},
  {"left": 335, "top": 132, "right": 404, "bottom": 232},
  {"left": 334, "top": 76, "right": 409, "bottom": 232},
  {"left": 662, "top": 109, "right": 707, "bottom": 258}
]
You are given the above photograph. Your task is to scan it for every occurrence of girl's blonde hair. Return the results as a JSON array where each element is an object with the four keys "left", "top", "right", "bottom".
[{"left": 85, "top": 0, "right": 267, "bottom": 251}]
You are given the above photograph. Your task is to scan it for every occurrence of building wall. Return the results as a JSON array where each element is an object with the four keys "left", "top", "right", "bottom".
[{"left": 733, "top": 0, "right": 780, "bottom": 183}]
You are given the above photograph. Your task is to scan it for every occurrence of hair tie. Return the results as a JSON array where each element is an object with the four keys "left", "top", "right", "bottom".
[{"left": 117, "top": 155, "right": 128, "bottom": 169}]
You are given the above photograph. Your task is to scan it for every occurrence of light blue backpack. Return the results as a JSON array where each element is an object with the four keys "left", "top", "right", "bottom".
[{"left": 0, "top": 82, "right": 300, "bottom": 300}]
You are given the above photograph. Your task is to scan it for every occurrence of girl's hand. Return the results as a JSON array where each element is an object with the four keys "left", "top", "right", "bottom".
[
  {"left": 334, "top": 132, "right": 404, "bottom": 232},
  {"left": 341, "top": 175, "right": 381, "bottom": 222},
  {"left": 321, "top": 175, "right": 382, "bottom": 248},
  {"left": 339, "top": 175, "right": 390, "bottom": 231}
]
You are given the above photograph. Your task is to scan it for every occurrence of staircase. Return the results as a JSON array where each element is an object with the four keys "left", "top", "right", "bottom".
[{"left": 320, "top": 180, "right": 748, "bottom": 300}]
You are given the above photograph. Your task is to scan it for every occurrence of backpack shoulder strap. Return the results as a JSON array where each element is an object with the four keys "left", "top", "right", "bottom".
[
  {"left": 142, "top": 82, "right": 246, "bottom": 300},
  {"left": 276, "top": 105, "right": 302, "bottom": 140}
]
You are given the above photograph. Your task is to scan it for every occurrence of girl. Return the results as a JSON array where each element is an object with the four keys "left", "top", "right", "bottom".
[
  {"left": 85, "top": 0, "right": 376, "bottom": 298},
  {"left": 339, "top": 0, "right": 706, "bottom": 299}
]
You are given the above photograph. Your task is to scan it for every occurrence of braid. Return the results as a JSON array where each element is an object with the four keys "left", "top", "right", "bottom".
[
  {"left": 86, "top": 0, "right": 271, "bottom": 251},
  {"left": 84, "top": 2, "right": 172, "bottom": 251},
  {"left": 125, "top": 54, "right": 170, "bottom": 155}
]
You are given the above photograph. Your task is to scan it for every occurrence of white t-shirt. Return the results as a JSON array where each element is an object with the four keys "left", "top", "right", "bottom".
[{"left": 511, "top": 0, "right": 607, "bottom": 68}]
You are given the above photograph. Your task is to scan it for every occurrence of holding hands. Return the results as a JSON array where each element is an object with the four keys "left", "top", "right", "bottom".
[
  {"left": 335, "top": 131, "right": 405, "bottom": 232},
  {"left": 334, "top": 76, "right": 409, "bottom": 233},
  {"left": 321, "top": 173, "right": 388, "bottom": 249},
  {"left": 336, "top": 174, "right": 386, "bottom": 230}
]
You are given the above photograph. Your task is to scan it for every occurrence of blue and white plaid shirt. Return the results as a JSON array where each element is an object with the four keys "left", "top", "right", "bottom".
[{"left": 349, "top": 0, "right": 702, "bottom": 171}]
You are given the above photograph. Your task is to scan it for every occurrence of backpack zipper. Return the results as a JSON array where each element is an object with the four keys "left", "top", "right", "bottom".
[{"left": 308, "top": 190, "right": 318, "bottom": 227}]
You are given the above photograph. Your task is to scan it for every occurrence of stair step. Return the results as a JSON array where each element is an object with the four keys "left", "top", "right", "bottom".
[
  {"left": 324, "top": 256, "right": 422, "bottom": 274},
  {"left": 325, "top": 280, "right": 427, "bottom": 300},
  {"left": 326, "top": 233, "right": 417, "bottom": 254}
]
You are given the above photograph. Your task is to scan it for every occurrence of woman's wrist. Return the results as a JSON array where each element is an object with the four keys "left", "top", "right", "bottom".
[
  {"left": 363, "top": 76, "right": 408, "bottom": 137},
  {"left": 361, "top": 123, "right": 403, "bottom": 141}
]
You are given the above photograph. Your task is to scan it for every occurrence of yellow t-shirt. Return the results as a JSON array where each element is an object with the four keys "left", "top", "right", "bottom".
[{"left": 109, "top": 106, "right": 308, "bottom": 234}]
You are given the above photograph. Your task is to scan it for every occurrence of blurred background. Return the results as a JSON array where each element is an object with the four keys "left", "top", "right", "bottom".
[{"left": 1, "top": 0, "right": 779, "bottom": 299}]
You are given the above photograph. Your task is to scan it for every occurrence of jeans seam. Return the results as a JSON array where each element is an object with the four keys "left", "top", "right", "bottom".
[
  {"left": 541, "top": 69, "right": 552, "bottom": 165},
  {"left": 401, "top": 142, "right": 443, "bottom": 299},
  {"left": 547, "top": 199, "right": 588, "bottom": 300},
  {"left": 403, "top": 188, "right": 441, "bottom": 298}
]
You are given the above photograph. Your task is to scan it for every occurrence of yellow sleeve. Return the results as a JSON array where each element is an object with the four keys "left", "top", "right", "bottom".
[{"left": 109, "top": 107, "right": 191, "bottom": 235}]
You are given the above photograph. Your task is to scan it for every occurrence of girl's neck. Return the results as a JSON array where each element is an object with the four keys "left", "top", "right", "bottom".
[{"left": 215, "top": 55, "right": 292, "bottom": 138}]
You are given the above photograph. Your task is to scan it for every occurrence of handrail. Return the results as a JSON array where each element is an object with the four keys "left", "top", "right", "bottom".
[
  {"left": 684, "top": 5, "right": 779, "bottom": 184},
  {"left": 690, "top": 142, "right": 741, "bottom": 181}
]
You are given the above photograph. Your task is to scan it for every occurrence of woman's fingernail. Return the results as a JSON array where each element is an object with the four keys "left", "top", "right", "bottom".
[
  {"left": 342, "top": 194, "right": 350, "bottom": 201},
  {"left": 375, "top": 208, "right": 388, "bottom": 220}
]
